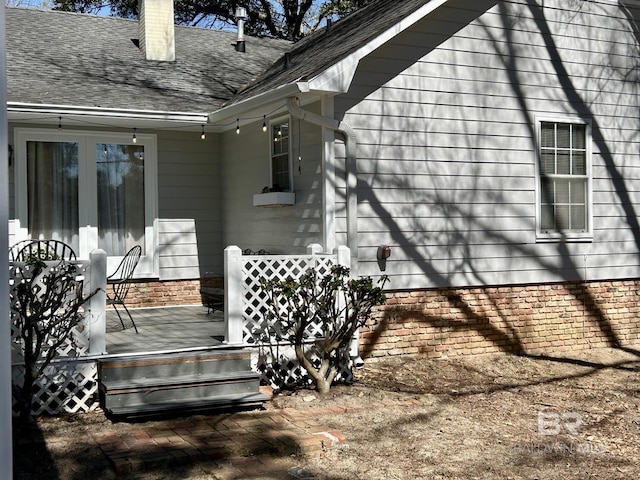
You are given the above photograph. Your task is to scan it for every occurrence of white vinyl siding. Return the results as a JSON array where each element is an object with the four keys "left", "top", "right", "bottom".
[
  {"left": 221, "top": 112, "right": 323, "bottom": 254},
  {"left": 335, "top": 0, "right": 640, "bottom": 289},
  {"left": 156, "top": 131, "right": 222, "bottom": 280}
]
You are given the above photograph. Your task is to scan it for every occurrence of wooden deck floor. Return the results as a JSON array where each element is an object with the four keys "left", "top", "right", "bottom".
[{"left": 106, "top": 305, "right": 225, "bottom": 355}]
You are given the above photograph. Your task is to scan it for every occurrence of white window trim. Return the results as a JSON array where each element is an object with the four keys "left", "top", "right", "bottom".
[
  {"left": 534, "top": 116, "right": 593, "bottom": 243},
  {"left": 269, "top": 116, "right": 293, "bottom": 192},
  {"left": 14, "top": 128, "right": 159, "bottom": 277}
]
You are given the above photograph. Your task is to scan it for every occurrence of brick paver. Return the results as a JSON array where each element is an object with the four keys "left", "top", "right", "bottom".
[{"left": 90, "top": 407, "right": 349, "bottom": 476}]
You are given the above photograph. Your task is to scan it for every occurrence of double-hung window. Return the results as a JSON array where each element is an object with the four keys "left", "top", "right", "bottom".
[
  {"left": 14, "top": 128, "right": 158, "bottom": 276},
  {"left": 537, "top": 120, "right": 592, "bottom": 240},
  {"left": 270, "top": 119, "right": 292, "bottom": 191}
]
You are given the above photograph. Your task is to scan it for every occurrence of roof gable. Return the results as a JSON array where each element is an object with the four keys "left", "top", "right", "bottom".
[{"left": 228, "top": 0, "right": 447, "bottom": 105}]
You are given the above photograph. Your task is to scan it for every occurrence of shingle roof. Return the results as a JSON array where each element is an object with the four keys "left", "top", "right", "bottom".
[
  {"left": 228, "top": 0, "right": 432, "bottom": 105},
  {"left": 6, "top": 7, "right": 292, "bottom": 113}
]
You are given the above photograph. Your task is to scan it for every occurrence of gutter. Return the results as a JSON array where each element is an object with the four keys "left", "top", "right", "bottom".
[
  {"left": 7, "top": 102, "right": 209, "bottom": 124},
  {"left": 209, "top": 82, "right": 309, "bottom": 128},
  {"left": 285, "top": 97, "right": 358, "bottom": 276}
]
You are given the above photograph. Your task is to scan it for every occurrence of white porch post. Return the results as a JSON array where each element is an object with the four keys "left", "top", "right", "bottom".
[
  {"left": 88, "top": 249, "right": 107, "bottom": 355},
  {"left": 307, "top": 243, "right": 323, "bottom": 255},
  {"left": 0, "top": 4, "right": 12, "bottom": 476},
  {"left": 224, "top": 246, "right": 243, "bottom": 345}
]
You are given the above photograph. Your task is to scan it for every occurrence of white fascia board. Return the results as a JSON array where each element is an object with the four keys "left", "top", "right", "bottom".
[
  {"left": 208, "top": 82, "right": 308, "bottom": 130},
  {"left": 7, "top": 102, "right": 209, "bottom": 124},
  {"left": 307, "top": 0, "right": 451, "bottom": 93}
]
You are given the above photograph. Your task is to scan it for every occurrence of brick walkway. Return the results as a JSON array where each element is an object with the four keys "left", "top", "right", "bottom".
[{"left": 91, "top": 407, "right": 351, "bottom": 477}]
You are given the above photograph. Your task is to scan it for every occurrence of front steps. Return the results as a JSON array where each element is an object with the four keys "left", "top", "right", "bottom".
[{"left": 98, "top": 349, "right": 269, "bottom": 418}]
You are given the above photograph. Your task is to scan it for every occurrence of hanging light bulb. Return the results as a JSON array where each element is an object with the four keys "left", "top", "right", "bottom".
[
  {"left": 262, "top": 115, "right": 267, "bottom": 132},
  {"left": 132, "top": 128, "right": 137, "bottom": 144},
  {"left": 201, "top": 125, "right": 206, "bottom": 140},
  {"left": 58, "top": 116, "right": 62, "bottom": 129},
  {"left": 236, "top": 119, "right": 240, "bottom": 135}
]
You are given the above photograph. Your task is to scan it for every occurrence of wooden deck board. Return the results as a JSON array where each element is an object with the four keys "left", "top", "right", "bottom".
[{"left": 106, "top": 305, "right": 225, "bottom": 355}]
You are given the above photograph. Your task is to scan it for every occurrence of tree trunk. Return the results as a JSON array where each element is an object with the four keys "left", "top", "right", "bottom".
[{"left": 19, "top": 367, "right": 35, "bottom": 423}]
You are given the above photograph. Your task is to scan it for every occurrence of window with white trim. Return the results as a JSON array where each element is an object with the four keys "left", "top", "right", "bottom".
[
  {"left": 537, "top": 120, "right": 591, "bottom": 239},
  {"left": 270, "top": 118, "right": 292, "bottom": 191},
  {"left": 14, "top": 129, "right": 158, "bottom": 276}
]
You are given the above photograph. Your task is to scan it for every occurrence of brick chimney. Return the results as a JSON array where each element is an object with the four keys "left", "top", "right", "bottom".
[{"left": 138, "top": 0, "right": 175, "bottom": 62}]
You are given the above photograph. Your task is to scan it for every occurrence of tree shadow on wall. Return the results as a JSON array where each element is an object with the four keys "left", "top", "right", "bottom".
[{"left": 348, "top": 0, "right": 640, "bottom": 363}]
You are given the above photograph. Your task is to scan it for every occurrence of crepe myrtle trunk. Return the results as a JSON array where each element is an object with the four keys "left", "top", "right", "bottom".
[
  {"left": 11, "top": 260, "right": 97, "bottom": 423},
  {"left": 261, "top": 265, "right": 387, "bottom": 394}
]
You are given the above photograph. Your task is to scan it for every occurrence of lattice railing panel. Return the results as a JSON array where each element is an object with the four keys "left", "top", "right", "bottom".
[
  {"left": 241, "top": 254, "right": 335, "bottom": 344},
  {"left": 9, "top": 260, "right": 92, "bottom": 359},
  {"left": 9, "top": 259, "right": 99, "bottom": 415}
]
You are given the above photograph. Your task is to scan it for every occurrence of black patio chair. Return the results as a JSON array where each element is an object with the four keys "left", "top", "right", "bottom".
[
  {"left": 107, "top": 245, "right": 142, "bottom": 333},
  {"left": 9, "top": 239, "right": 77, "bottom": 262}
]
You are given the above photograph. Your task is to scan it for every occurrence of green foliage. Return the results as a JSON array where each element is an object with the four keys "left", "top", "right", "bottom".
[
  {"left": 11, "top": 259, "right": 97, "bottom": 422},
  {"left": 51, "top": 0, "right": 372, "bottom": 40},
  {"left": 319, "top": 0, "right": 371, "bottom": 18},
  {"left": 260, "top": 264, "right": 387, "bottom": 393}
]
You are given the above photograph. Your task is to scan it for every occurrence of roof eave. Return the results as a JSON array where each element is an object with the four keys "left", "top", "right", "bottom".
[
  {"left": 7, "top": 102, "right": 209, "bottom": 129},
  {"left": 208, "top": 82, "right": 310, "bottom": 130}
]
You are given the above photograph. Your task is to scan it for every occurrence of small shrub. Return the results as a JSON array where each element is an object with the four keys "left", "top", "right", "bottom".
[{"left": 261, "top": 265, "right": 387, "bottom": 394}]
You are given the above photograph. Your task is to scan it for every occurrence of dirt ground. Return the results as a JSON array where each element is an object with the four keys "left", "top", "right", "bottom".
[{"left": 13, "top": 346, "right": 640, "bottom": 479}]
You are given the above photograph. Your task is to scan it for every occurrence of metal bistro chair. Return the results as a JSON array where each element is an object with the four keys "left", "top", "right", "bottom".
[
  {"left": 107, "top": 245, "right": 142, "bottom": 333},
  {"left": 9, "top": 239, "right": 77, "bottom": 262}
]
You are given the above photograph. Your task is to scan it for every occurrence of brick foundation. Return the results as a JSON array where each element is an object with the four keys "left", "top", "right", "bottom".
[
  {"left": 116, "top": 277, "right": 640, "bottom": 359},
  {"left": 361, "top": 279, "right": 640, "bottom": 359},
  {"left": 120, "top": 275, "right": 223, "bottom": 308}
]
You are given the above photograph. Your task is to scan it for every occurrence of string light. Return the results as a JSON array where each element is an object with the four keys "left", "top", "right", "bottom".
[
  {"left": 132, "top": 127, "right": 137, "bottom": 143},
  {"left": 12, "top": 104, "right": 288, "bottom": 136},
  {"left": 200, "top": 124, "right": 206, "bottom": 140}
]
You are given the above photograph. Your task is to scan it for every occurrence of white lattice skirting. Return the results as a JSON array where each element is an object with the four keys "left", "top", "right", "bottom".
[
  {"left": 12, "top": 360, "right": 99, "bottom": 415},
  {"left": 252, "top": 344, "right": 354, "bottom": 391}
]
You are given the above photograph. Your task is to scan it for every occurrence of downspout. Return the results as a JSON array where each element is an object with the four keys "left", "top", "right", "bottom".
[
  {"left": 285, "top": 97, "right": 359, "bottom": 276},
  {"left": 286, "top": 97, "right": 363, "bottom": 367}
]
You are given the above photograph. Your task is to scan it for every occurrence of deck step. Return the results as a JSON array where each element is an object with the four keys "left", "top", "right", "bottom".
[
  {"left": 98, "top": 348, "right": 268, "bottom": 418},
  {"left": 104, "top": 392, "right": 270, "bottom": 418},
  {"left": 99, "top": 350, "right": 252, "bottom": 382},
  {"left": 101, "top": 371, "right": 260, "bottom": 392}
]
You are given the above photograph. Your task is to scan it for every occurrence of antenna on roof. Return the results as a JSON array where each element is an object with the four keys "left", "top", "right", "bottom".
[{"left": 235, "top": 7, "right": 247, "bottom": 53}]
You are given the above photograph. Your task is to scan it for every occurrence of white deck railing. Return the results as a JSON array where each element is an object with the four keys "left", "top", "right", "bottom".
[
  {"left": 224, "top": 244, "right": 350, "bottom": 346},
  {"left": 224, "top": 244, "right": 355, "bottom": 389},
  {"left": 9, "top": 249, "right": 107, "bottom": 414}
]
